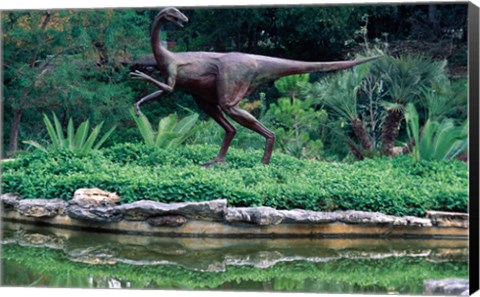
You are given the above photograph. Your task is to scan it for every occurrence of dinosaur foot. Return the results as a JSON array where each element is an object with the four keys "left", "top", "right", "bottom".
[{"left": 202, "top": 158, "right": 227, "bottom": 168}]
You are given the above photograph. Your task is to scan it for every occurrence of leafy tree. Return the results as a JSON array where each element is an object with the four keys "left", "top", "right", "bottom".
[
  {"left": 264, "top": 75, "right": 328, "bottom": 160},
  {"left": 2, "top": 10, "right": 149, "bottom": 155},
  {"left": 173, "top": 6, "right": 398, "bottom": 60}
]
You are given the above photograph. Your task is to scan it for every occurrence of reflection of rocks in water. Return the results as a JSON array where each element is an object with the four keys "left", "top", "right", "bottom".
[
  {"left": 427, "top": 248, "right": 468, "bottom": 262},
  {"left": 338, "top": 250, "right": 431, "bottom": 260},
  {"left": 226, "top": 251, "right": 285, "bottom": 268},
  {"left": 2, "top": 228, "right": 66, "bottom": 250},
  {"left": 1, "top": 223, "right": 469, "bottom": 273},
  {"left": 424, "top": 278, "right": 469, "bottom": 295},
  {"left": 21, "top": 233, "right": 65, "bottom": 249},
  {"left": 88, "top": 276, "right": 132, "bottom": 289},
  {"left": 69, "top": 246, "right": 118, "bottom": 265}
]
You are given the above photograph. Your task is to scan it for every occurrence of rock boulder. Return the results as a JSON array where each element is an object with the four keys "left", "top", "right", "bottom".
[
  {"left": 0, "top": 193, "right": 22, "bottom": 210},
  {"left": 16, "top": 199, "right": 67, "bottom": 218},
  {"left": 118, "top": 199, "right": 227, "bottom": 221},
  {"left": 66, "top": 204, "right": 123, "bottom": 223},
  {"left": 72, "top": 188, "right": 120, "bottom": 208},
  {"left": 147, "top": 215, "right": 187, "bottom": 227},
  {"left": 427, "top": 211, "right": 469, "bottom": 228},
  {"left": 225, "top": 207, "right": 284, "bottom": 225}
]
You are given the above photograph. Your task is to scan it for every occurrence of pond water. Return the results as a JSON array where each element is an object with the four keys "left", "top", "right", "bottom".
[{"left": 0, "top": 222, "right": 468, "bottom": 294}]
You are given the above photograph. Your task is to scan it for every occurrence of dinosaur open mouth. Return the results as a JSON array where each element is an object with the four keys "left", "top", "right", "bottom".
[
  {"left": 175, "top": 17, "right": 188, "bottom": 28},
  {"left": 175, "top": 20, "right": 185, "bottom": 28}
]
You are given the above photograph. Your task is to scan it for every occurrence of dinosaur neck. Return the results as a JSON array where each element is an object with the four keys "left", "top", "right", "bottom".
[{"left": 151, "top": 16, "right": 172, "bottom": 68}]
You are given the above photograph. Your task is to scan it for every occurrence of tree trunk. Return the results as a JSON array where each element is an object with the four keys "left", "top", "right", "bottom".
[
  {"left": 351, "top": 118, "right": 373, "bottom": 151},
  {"left": 347, "top": 138, "right": 365, "bottom": 160},
  {"left": 7, "top": 109, "right": 23, "bottom": 154},
  {"left": 93, "top": 40, "right": 109, "bottom": 65},
  {"left": 6, "top": 12, "right": 50, "bottom": 155},
  {"left": 381, "top": 109, "right": 403, "bottom": 156},
  {"left": 428, "top": 5, "right": 441, "bottom": 40}
]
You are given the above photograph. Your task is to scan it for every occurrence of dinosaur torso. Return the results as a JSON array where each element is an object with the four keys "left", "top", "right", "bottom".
[{"left": 132, "top": 7, "right": 379, "bottom": 166}]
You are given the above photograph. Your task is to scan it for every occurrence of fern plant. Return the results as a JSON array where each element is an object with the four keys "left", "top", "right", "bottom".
[
  {"left": 23, "top": 113, "right": 116, "bottom": 154},
  {"left": 130, "top": 108, "right": 199, "bottom": 148},
  {"left": 404, "top": 103, "right": 467, "bottom": 162}
]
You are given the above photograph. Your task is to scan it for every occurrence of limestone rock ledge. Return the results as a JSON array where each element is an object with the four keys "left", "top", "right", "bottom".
[
  {"left": 17, "top": 199, "right": 67, "bottom": 218},
  {"left": 225, "top": 207, "right": 432, "bottom": 227},
  {"left": 427, "top": 211, "right": 469, "bottom": 228},
  {"left": 118, "top": 199, "right": 227, "bottom": 221},
  {"left": 0, "top": 190, "right": 469, "bottom": 237}
]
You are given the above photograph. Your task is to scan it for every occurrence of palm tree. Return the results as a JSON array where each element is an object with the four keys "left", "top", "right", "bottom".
[
  {"left": 373, "top": 55, "right": 448, "bottom": 156},
  {"left": 314, "top": 62, "right": 374, "bottom": 155}
]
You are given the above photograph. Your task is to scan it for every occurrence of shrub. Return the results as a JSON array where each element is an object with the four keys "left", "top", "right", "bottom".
[
  {"left": 404, "top": 103, "right": 468, "bottom": 162},
  {"left": 22, "top": 113, "right": 115, "bottom": 155},
  {"left": 1, "top": 143, "right": 468, "bottom": 216}
]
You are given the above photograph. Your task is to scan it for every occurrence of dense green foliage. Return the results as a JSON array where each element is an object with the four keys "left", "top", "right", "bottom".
[
  {"left": 264, "top": 75, "right": 328, "bottom": 159},
  {"left": 1, "top": 6, "right": 469, "bottom": 219},
  {"left": 2, "top": 5, "right": 468, "bottom": 158},
  {"left": 2, "top": 10, "right": 149, "bottom": 153},
  {"left": 2, "top": 143, "right": 467, "bottom": 217},
  {"left": 2, "top": 244, "right": 468, "bottom": 293}
]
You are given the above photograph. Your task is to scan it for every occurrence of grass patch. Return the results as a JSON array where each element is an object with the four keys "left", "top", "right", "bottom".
[{"left": 1, "top": 143, "right": 468, "bottom": 217}]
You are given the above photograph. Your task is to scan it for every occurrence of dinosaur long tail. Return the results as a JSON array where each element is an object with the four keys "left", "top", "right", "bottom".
[
  {"left": 254, "top": 55, "right": 382, "bottom": 80},
  {"left": 307, "top": 55, "right": 381, "bottom": 72}
]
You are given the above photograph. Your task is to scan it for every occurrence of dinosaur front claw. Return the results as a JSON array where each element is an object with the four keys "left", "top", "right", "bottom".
[{"left": 130, "top": 70, "right": 149, "bottom": 80}]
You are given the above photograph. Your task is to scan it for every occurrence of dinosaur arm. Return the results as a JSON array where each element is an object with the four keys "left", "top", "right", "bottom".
[{"left": 130, "top": 70, "right": 174, "bottom": 92}]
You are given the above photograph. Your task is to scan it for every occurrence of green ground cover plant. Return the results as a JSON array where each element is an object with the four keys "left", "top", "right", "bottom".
[{"left": 2, "top": 143, "right": 467, "bottom": 217}]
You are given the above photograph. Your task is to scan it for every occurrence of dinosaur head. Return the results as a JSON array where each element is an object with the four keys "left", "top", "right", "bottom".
[{"left": 157, "top": 7, "right": 189, "bottom": 28}]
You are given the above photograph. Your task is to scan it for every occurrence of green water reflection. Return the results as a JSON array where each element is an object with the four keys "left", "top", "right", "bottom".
[{"left": 0, "top": 222, "right": 468, "bottom": 294}]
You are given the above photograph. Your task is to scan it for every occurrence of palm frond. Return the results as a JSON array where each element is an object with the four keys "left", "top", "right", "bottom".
[
  {"left": 130, "top": 108, "right": 155, "bottom": 146},
  {"left": 42, "top": 114, "right": 61, "bottom": 149},
  {"left": 381, "top": 101, "right": 405, "bottom": 113},
  {"left": 22, "top": 140, "right": 48, "bottom": 153},
  {"left": 24, "top": 113, "right": 115, "bottom": 154},
  {"left": 130, "top": 108, "right": 199, "bottom": 148},
  {"left": 404, "top": 104, "right": 468, "bottom": 162}
]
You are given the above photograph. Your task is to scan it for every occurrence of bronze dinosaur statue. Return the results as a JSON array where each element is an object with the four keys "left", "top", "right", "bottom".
[{"left": 132, "top": 7, "right": 379, "bottom": 167}]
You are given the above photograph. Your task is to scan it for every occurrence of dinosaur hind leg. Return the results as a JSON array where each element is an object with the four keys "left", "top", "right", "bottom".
[
  {"left": 220, "top": 105, "right": 275, "bottom": 164},
  {"left": 195, "top": 99, "right": 237, "bottom": 167},
  {"left": 134, "top": 90, "right": 164, "bottom": 116}
]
